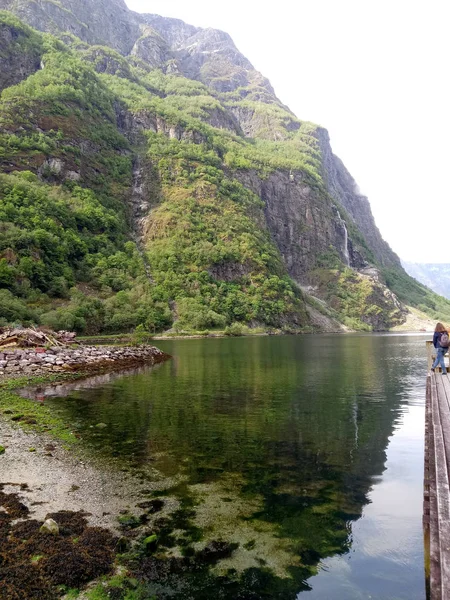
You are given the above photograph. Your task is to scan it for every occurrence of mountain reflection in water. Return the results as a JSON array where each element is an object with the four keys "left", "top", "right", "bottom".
[{"left": 24, "top": 334, "right": 428, "bottom": 599}]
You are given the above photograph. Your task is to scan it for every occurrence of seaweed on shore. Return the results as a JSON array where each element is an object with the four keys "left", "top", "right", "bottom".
[{"left": 0, "top": 486, "right": 117, "bottom": 599}]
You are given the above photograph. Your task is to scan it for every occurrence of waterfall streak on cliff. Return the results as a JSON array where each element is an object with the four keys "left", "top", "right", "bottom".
[{"left": 336, "top": 211, "right": 350, "bottom": 266}]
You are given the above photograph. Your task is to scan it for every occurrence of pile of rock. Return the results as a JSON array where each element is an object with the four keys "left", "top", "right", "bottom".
[{"left": 0, "top": 345, "right": 168, "bottom": 377}]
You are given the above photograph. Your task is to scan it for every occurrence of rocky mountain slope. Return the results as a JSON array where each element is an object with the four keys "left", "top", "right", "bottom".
[
  {"left": 1, "top": 0, "right": 450, "bottom": 333},
  {"left": 403, "top": 262, "right": 450, "bottom": 300}
]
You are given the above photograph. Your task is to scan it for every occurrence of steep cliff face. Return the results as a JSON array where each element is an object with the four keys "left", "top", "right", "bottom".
[
  {"left": 1, "top": 5, "right": 449, "bottom": 333},
  {"left": 316, "top": 128, "right": 401, "bottom": 269},
  {"left": 236, "top": 170, "right": 350, "bottom": 280},
  {"left": 141, "top": 15, "right": 275, "bottom": 95}
]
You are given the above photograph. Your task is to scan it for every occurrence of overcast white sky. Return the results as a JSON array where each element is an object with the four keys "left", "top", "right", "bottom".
[{"left": 126, "top": 0, "right": 449, "bottom": 263}]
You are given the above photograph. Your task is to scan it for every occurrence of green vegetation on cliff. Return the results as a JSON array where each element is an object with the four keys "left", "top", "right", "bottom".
[
  {"left": 1, "top": 10, "right": 450, "bottom": 333},
  {"left": 0, "top": 17, "right": 308, "bottom": 332}
]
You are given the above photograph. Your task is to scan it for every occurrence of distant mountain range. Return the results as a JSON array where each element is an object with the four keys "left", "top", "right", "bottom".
[{"left": 402, "top": 262, "right": 450, "bottom": 300}]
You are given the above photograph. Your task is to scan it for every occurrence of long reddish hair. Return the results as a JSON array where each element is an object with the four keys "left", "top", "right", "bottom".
[{"left": 435, "top": 322, "right": 447, "bottom": 333}]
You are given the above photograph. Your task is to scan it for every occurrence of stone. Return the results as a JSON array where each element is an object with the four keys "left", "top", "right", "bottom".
[
  {"left": 66, "top": 170, "right": 81, "bottom": 181},
  {"left": 40, "top": 519, "right": 59, "bottom": 535},
  {"left": 95, "top": 423, "right": 108, "bottom": 429}
]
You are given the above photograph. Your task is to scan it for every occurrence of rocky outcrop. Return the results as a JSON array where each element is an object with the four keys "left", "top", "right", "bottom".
[
  {"left": 0, "top": 0, "right": 141, "bottom": 55},
  {"left": 130, "top": 26, "right": 171, "bottom": 70},
  {"left": 82, "top": 46, "right": 135, "bottom": 79},
  {"left": 117, "top": 108, "right": 207, "bottom": 144},
  {"left": 141, "top": 15, "right": 275, "bottom": 95},
  {"left": 0, "top": 18, "right": 42, "bottom": 92},
  {"left": 227, "top": 105, "right": 299, "bottom": 140},
  {"left": 0, "top": 345, "right": 169, "bottom": 377},
  {"left": 357, "top": 269, "right": 407, "bottom": 329}
]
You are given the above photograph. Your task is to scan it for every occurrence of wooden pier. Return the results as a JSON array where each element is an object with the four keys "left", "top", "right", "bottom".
[{"left": 424, "top": 342, "right": 450, "bottom": 599}]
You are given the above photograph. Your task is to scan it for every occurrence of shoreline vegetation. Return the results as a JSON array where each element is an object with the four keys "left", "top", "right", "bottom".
[{"left": 80, "top": 320, "right": 435, "bottom": 345}]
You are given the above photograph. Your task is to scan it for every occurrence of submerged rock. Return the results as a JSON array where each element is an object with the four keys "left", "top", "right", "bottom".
[
  {"left": 137, "top": 498, "right": 164, "bottom": 513},
  {"left": 196, "top": 540, "right": 239, "bottom": 564}
]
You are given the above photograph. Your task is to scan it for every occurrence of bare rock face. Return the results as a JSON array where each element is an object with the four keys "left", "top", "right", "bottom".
[
  {"left": 237, "top": 170, "right": 353, "bottom": 282},
  {"left": 1, "top": 0, "right": 277, "bottom": 97},
  {"left": 138, "top": 14, "right": 277, "bottom": 96},
  {"left": 130, "top": 27, "right": 171, "bottom": 70},
  {"left": 0, "top": 19, "right": 42, "bottom": 92},
  {"left": 138, "top": 14, "right": 199, "bottom": 49},
  {"left": 82, "top": 46, "right": 134, "bottom": 79},
  {"left": 315, "top": 127, "right": 401, "bottom": 269},
  {"left": 0, "top": 0, "right": 141, "bottom": 55}
]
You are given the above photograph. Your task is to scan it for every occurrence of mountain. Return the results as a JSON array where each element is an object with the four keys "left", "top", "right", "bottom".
[
  {"left": 1, "top": 0, "right": 450, "bottom": 334},
  {"left": 402, "top": 262, "right": 450, "bottom": 300}
]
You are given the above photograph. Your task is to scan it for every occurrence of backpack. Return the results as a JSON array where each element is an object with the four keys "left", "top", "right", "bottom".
[{"left": 440, "top": 332, "right": 450, "bottom": 348}]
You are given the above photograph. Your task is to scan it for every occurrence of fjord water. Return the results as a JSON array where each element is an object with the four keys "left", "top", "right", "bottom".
[{"left": 42, "top": 334, "right": 427, "bottom": 599}]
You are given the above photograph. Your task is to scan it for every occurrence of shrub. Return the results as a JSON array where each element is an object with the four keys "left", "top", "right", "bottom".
[
  {"left": 0, "top": 289, "right": 38, "bottom": 324},
  {"left": 174, "top": 297, "right": 226, "bottom": 331},
  {"left": 224, "top": 322, "right": 247, "bottom": 336},
  {"left": 132, "top": 324, "right": 153, "bottom": 345},
  {"left": 40, "top": 309, "right": 85, "bottom": 332}
]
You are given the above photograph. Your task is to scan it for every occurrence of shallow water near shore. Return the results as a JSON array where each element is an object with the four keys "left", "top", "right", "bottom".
[{"left": 27, "top": 333, "right": 428, "bottom": 599}]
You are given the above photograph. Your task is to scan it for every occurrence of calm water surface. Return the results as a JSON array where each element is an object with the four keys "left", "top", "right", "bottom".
[{"left": 35, "top": 334, "right": 428, "bottom": 599}]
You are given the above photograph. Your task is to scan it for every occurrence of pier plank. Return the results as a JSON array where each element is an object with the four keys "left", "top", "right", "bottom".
[
  {"left": 426, "top": 372, "right": 450, "bottom": 599},
  {"left": 426, "top": 377, "right": 440, "bottom": 599}
]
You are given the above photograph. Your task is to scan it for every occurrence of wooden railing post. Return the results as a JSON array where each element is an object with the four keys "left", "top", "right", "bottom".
[{"left": 427, "top": 341, "right": 434, "bottom": 371}]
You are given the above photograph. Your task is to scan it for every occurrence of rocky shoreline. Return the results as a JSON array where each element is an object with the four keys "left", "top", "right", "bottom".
[
  {"left": 0, "top": 344, "right": 170, "bottom": 378},
  {"left": 0, "top": 417, "right": 182, "bottom": 599}
]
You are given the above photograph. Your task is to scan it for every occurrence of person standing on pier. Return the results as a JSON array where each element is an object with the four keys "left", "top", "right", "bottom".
[{"left": 431, "top": 322, "right": 449, "bottom": 375}]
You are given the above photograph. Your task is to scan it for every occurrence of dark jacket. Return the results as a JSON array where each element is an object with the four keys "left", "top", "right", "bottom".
[{"left": 434, "top": 330, "right": 449, "bottom": 349}]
